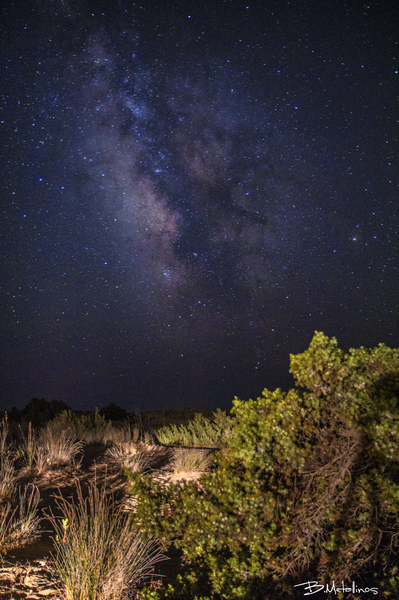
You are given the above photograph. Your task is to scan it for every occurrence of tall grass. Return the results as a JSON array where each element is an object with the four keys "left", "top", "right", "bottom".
[
  {"left": 47, "top": 410, "right": 140, "bottom": 445},
  {"left": 105, "top": 422, "right": 140, "bottom": 445},
  {"left": 0, "top": 415, "right": 10, "bottom": 458},
  {"left": 49, "top": 481, "right": 167, "bottom": 600},
  {"left": 0, "top": 418, "right": 41, "bottom": 555},
  {"left": 18, "top": 422, "right": 37, "bottom": 468},
  {"left": 0, "top": 484, "right": 41, "bottom": 556},
  {"left": 0, "top": 414, "right": 15, "bottom": 496},
  {"left": 39, "top": 427, "right": 84, "bottom": 466},
  {"left": 0, "top": 457, "right": 17, "bottom": 504},
  {"left": 46, "top": 410, "right": 111, "bottom": 444},
  {"left": 18, "top": 422, "right": 70, "bottom": 471},
  {"left": 34, "top": 445, "right": 50, "bottom": 472}
]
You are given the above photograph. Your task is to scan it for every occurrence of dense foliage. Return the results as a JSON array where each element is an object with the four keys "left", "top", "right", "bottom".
[{"left": 130, "top": 332, "right": 399, "bottom": 599}]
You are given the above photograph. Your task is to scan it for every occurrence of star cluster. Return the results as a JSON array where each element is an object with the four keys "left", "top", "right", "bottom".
[{"left": 1, "top": 0, "right": 397, "bottom": 411}]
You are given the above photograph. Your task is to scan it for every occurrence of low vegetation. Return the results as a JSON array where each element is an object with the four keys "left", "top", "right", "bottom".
[
  {"left": 0, "top": 418, "right": 42, "bottom": 558},
  {"left": 0, "top": 456, "right": 17, "bottom": 504},
  {"left": 1, "top": 332, "right": 398, "bottom": 599},
  {"left": 17, "top": 422, "right": 37, "bottom": 468},
  {"left": 156, "top": 410, "right": 235, "bottom": 447},
  {"left": 170, "top": 447, "right": 212, "bottom": 475},
  {"left": 0, "top": 402, "right": 218, "bottom": 597},
  {"left": 44, "top": 409, "right": 119, "bottom": 445},
  {"left": 47, "top": 481, "right": 166, "bottom": 600},
  {"left": 104, "top": 443, "right": 156, "bottom": 475},
  {"left": 0, "top": 484, "right": 41, "bottom": 556},
  {"left": 39, "top": 427, "right": 84, "bottom": 467}
]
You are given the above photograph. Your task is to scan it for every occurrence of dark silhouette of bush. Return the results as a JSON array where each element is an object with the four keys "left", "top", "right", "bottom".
[
  {"left": 7, "top": 406, "right": 22, "bottom": 422},
  {"left": 98, "top": 402, "right": 128, "bottom": 422},
  {"left": 21, "top": 398, "right": 70, "bottom": 428}
]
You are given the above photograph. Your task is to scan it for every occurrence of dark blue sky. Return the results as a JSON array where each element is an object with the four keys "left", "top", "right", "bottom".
[{"left": 1, "top": 0, "right": 398, "bottom": 413}]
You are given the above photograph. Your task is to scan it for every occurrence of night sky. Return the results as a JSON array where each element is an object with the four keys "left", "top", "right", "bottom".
[{"left": 1, "top": 0, "right": 398, "bottom": 413}]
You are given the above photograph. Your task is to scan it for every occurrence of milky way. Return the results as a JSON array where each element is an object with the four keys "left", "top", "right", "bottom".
[{"left": 1, "top": 0, "right": 397, "bottom": 411}]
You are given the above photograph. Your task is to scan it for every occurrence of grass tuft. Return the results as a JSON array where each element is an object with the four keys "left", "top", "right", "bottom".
[
  {"left": 48, "top": 480, "right": 167, "bottom": 600},
  {"left": 104, "top": 423, "right": 141, "bottom": 445},
  {"left": 0, "top": 484, "right": 41, "bottom": 556},
  {"left": 46, "top": 410, "right": 143, "bottom": 446},
  {"left": 104, "top": 444, "right": 154, "bottom": 475},
  {"left": 0, "top": 415, "right": 11, "bottom": 459},
  {"left": 170, "top": 447, "right": 212, "bottom": 475},
  {"left": 18, "top": 422, "right": 37, "bottom": 468},
  {"left": 39, "top": 427, "right": 84, "bottom": 466},
  {"left": 0, "top": 457, "right": 17, "bottom": 504}
]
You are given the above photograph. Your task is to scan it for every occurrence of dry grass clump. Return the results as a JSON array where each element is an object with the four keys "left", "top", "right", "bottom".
[
  {"left": 0, "top": 416, "right": 11, "bottom": 459},
  {"left": 0, "top": 418, "right": 42, "bottom": 556},
  {"left": 46, "top": 410, "right": 145, "bottom": 446},
  {"left": 48, "top": 481, "right": 166, "bottom": 600},
  {"left": 104, "top": 423, "right": 141, "bottom": 445},
  {"left": 104, "top": 444, "right": 154, "bottom": 475},
  {"left": 0, "top": 457, "right": 17, "bottom": 504},
  {"left": 39, "top": 427, "right": 84, "bottom": 467},
  {"left": 17, "top": 422, "right": 37, "bottom": 468},
  {"left": 17, "top": 415, "right": 83, "bottom": 471},
  {"left": 0, "top": 484, "right": 41, "bottom": 556},
  {"left": 0, "top": 417, "right": 18, "bottom": 505},
  {"left": 17, "top": 422, "right": 51, "bottom": 472},
  {"left": 45, "top": 410, "right": 108, "bottom": 445},
  {"left": 170, "top": 448, "right": 212, "bottom": 475},
  {"left": 103, "top": 442, "right": 169, "bottom": 475}
]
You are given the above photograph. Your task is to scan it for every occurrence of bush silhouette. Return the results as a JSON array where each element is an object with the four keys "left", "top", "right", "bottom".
[
  {"left": 21, "top": 398, "right": 70, "bottom": 428},
  {"left": 98, "top": 402, "right": 128, "bottom": 422}
]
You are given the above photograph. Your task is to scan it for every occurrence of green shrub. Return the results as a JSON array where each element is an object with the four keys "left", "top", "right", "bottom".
[
  {"left": 130, "top": 332, "right": 399, "bottom": 599},
  {"left": 156, "top": 411, "right": 235, "bottom": 447}
]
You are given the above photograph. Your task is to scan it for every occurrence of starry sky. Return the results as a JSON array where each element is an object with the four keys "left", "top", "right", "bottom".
[{"left": 1, "top": 0, "right": 398, "bottom": 413}]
